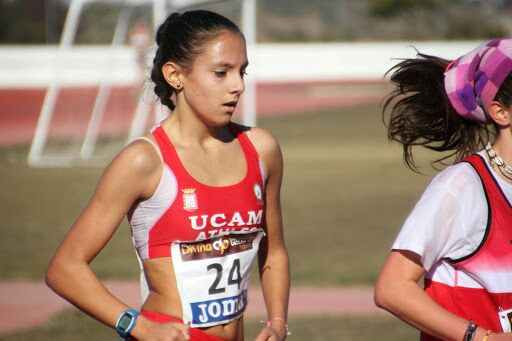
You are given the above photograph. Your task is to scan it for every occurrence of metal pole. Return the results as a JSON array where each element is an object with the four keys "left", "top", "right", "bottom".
[
  {"left": 28, "top": 0, "right": 85, "bottom": 165},
  {"left": 241, "top": 0, "right": 257, "bottom": 127},
  {"left": 153, "top": 0, "right": 167, "bottom": 30},
  {"left": 80, "top": 6, "right": 132, "bottom": 159}
]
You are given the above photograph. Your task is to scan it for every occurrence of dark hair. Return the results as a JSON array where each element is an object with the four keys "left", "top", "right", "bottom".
[
  {"left": 495, "top": 71, "right": 512, "bottom": 109},
  {"left": 151, "top": 10, "right": 242, "bottom": 110},
  {"left": 382, "top": 53, "right": 512, "bottom": 171}
]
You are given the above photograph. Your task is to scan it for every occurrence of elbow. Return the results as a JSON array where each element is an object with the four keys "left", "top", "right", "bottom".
[
  {"left": 373, "top": 277, "right": 393, "bottom": 311},
  {"left": 45, "top": 257, "right": 68, "bottom": 294},
  {"left": 373, "top": 283, "right": 386, "bottom": 309},
  {"left": 45, "top": 260, "right": 59, "bottom": 291}
]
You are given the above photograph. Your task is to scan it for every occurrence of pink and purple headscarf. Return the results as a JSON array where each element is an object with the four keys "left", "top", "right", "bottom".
[{"left": 444, "top": 36, "right": 512, "bottom": 123}]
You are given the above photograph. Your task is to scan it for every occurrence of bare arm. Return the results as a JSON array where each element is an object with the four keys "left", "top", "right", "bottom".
[
  {"left": 374, "top": 250, "right": 510, "bottom": 341},
  {"left": 250, "top": 128, "right": 290, "bottom": 341},
  {"left": 45, "top": 141, "right": 189, "bottom": 340}
]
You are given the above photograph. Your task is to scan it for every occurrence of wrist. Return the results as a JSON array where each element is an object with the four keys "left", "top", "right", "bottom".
[
  {"left": 128, "top": 314, "right": 152, "bottom": 340},
  {"left": 469, "top": 326, "right": 492, "bottom": 341},
  {"left": 463, "top": 320, "right": 478, "bottom": 341},
  {"left": 115, "top": 309, "right": 140, "bottom": 340},
  {"left": 266, "top": 317, "right": 290, "bottom": 339}
]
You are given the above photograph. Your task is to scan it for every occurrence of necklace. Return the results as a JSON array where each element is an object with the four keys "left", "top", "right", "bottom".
[{"left": 485, "top": 142, "right": 512, "bottom": 180}]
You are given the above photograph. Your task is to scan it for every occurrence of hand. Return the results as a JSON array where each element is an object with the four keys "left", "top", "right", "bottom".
[
  {"left": 133, "top": 320, "right": 190, "bottom": 341},
  {"left": 254, "top": 325, "right": 282, "bottom": 341},
  {"left": 255, "top": 319, "right": 288, "bottom": 341}
]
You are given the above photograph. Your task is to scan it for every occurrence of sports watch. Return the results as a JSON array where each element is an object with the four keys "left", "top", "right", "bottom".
[{"left": 115, "top": 309, "right": 139, "bottom": 340}]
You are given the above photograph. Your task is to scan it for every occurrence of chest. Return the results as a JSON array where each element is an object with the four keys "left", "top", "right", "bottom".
[{"left": 175, "top": 142, "right": 247, "bottom": 187}]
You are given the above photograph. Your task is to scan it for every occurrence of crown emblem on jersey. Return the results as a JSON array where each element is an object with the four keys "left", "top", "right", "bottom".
[{"left": 182, "top": 188, "right": 198, "bottom": 212}]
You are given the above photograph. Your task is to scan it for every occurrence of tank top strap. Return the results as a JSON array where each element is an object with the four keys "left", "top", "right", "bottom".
[
  {"left": 151, "top": 123, "right": 263, "bottom": 185},
  {"left": 462, "top": 154, "right": 511, "bottom": 209},
  {"left": 150, "top": 125, "right": 182, "bottom": 169},
  {"left": 228, "top": 123, "right": 261, "bottom": 164}
]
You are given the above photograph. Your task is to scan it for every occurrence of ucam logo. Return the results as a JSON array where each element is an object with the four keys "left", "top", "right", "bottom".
[
  {"left": 189, "top": 210, "right": 263, "bottom": 230},
  {"left": 190, "top": 290, "right": 247, "bottom": 325}
]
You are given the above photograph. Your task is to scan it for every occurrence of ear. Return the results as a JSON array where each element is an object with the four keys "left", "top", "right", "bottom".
[
  {"left": 162, "top": 62, "right": 183, "bottom": 90},
  {"left": 487, "top": 101, "right": 511, "bottom": 127}
]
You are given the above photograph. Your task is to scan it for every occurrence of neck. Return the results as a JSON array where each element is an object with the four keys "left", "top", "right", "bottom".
[
  {"left": 161, "top": 107, "right": 231, "bottom": 147},
  {"left": 492, "top": 128, "right": 512, "bottom": 165},
  {"left": 487, "top": 130, "right": 512, "bottom": 183}
]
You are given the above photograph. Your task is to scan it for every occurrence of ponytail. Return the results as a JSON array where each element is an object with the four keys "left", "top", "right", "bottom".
[{"left": 382, "top": 53, "right": 493, "bottom": 170}]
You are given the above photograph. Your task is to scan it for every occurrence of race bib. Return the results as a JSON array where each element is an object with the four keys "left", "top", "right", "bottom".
[
  {"left": 499, "top": 308, "right": 512, "bottom": 333},
  {"left": 171, "top": 229, "right": 265, "bottom": 327}
]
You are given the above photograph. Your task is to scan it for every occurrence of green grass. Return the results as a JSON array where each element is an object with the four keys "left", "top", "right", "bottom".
[
  {"left": 0, "top": 310, "right": 418, "bottom": 341},
  {"left": 0, "top": 103, "right": 438, "bottom": 284},
  {"left": 261, "top": 105, "right": 436, "bottom": 285}
]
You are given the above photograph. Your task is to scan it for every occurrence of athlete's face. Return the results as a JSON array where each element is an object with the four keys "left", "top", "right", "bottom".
[{"left": 180, "top": 31, "right": 248, "bottom": 126}]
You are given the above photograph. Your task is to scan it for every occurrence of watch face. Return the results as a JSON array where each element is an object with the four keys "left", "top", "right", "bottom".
[{"left": 118, "top": 314, "right": 132, "bottom": 331}]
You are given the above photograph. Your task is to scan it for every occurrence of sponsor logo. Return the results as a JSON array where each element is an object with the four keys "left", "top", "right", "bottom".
[
  {"left": 191, "top": 290, "right": 247, "bottom": 324},
  {"left": 182, "top": 188, "right": 198, "bottom": 212},
  {"left": 254, "top": 183, "right": 264, "bottom": 205},
  {"left": 179, "top": 232, "right": 258, "bottom": 261}
]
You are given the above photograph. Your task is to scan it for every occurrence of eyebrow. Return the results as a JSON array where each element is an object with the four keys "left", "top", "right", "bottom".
[{"left": 214, "top": 61, "right": 249, "bottom": 69}]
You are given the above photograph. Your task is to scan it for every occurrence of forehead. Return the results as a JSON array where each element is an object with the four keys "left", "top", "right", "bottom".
[{"left": 195, "top": 31, "right": 248, "bottom": 67}]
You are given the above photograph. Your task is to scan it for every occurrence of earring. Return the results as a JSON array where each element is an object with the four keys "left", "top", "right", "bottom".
[{"left": 176, "top": 82, "right": 181, "bottom": 89}]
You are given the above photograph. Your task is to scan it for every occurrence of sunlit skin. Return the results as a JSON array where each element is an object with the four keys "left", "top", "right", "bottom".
[
  {"left": 46, "top": 29, "right": 289, "bottom": 341},
  {"left": 173, "top": 31, "right": 248, "bottom": 128}
]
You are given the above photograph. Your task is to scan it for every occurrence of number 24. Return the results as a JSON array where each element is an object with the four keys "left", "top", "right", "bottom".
[{"left": 207, "top": 259, "right": 242, "bottom": 295}]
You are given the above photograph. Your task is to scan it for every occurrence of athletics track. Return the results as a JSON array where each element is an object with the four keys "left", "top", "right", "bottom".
[
  {"left": 0, "top": 280, "right": 382, "bottom": 337},
  {"left": 0, "top": 81, "right": 388, "bottom": 337},
  {"left": 0, "top": 81, "right": 388, "bottom": 146}
]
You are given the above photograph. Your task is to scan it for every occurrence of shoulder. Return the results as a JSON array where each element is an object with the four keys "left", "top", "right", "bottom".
[
  {"left": 236, "top": 124, "right": 282, "bottom": 161},
  {"left": 392, "top": 162, "right": 488, "bottom": 269},
  {"left": 106, "top": 137, "right": 162, "bottom": 180},
  {"left": 428, "top": 161, "right": 481, "bottom": 198},
  {"left": 404, "top": 162, "right": 485, "bottom": 235}
]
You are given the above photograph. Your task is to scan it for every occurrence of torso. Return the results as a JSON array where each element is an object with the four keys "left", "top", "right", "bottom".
[
  {"left": 128, "top": 123, "right": 266, "bottom": 340},
  {"left": 420, "top": 154, "right": 512, "bottom": 339},
  {"left": 392, "top": 151, "right": 512, "bottom": 340}
]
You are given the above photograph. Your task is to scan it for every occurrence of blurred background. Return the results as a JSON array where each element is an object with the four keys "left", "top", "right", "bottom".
[{"left": 1, "top": 0, "right": 511, "bottom": 340}]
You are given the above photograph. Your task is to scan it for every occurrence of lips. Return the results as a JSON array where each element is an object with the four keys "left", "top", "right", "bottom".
[
  {"left": 222, "top": 100, "right": 238, "bottom": 113},
  {"left": 223, "top": 100, "right": 238, "bottom": 108}
]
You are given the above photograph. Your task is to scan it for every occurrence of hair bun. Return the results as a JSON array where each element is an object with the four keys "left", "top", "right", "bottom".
[
  {"left": 167, "top": 12, "right": 181, "bottom": 24},
  {"left": 156, "top": 12, "right": 181, "bottom": 46}
]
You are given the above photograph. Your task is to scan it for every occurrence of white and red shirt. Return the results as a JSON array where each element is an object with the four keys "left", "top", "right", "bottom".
[
  {"left": 128, "top": 124, "right": 267, "bottom": 326},
  {"left": 392, "top": 152, "right": 512, "bottom": 338},
  {"left": 129, "top": 123, "right": 266, "bottom": 259}
]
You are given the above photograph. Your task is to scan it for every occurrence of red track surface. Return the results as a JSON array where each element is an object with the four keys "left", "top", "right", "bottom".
[
  {"left": 0, "top": 81, "right": 386, "bottom": 146},
  {"left": 0, "top": 280, "right": 383, "bottom": 337}
]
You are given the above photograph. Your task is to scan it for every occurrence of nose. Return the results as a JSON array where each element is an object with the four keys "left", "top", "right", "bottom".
[{"left": 230, "top": 73, "right": 245, "bottom": 94}]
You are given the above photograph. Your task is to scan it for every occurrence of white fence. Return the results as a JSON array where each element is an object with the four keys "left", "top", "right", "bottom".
[{"left": 0, "top": 41, "right": 479, "bottom": 88}]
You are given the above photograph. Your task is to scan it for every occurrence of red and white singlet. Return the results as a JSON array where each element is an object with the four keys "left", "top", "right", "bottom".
[
  {"left": 129, "top": 123, "right": 267, "bottom": 327},
  {"left": 422, "top": 154, "right": 512, "bottom": 340}
]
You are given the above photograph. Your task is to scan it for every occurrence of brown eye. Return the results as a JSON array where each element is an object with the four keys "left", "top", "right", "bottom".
[{"left": 214, "top": 71, "right": 227, "bottom": 77}]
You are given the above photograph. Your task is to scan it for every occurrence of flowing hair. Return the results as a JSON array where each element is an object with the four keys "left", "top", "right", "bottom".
[{"left": 382, "top": 53, "right": 495, "bottom": 171}]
